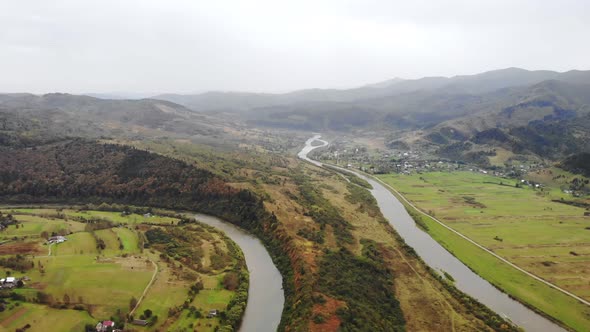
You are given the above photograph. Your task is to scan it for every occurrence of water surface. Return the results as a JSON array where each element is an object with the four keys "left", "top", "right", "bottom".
[
  {"left": 194, "top": 213, "right": 284, "bottom": 332},
  {"left": 299, "top": 135, "right": 565, "bottom": 332}
]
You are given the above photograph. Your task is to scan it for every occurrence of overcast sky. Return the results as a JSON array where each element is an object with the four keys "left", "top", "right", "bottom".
[{"left": 1, "top": 0, "right": 589, "bottom": 94}]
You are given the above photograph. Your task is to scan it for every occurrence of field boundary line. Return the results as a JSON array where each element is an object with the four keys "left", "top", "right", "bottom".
[
  {"left": 129, "top": 260, "right": 158, "bottom": 316},
  {"left": 298, "top": 136, "right": 590, "bottom": 307}
]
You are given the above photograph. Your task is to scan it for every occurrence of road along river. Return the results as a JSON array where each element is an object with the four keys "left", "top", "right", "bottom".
[
  {"left": 194, "top": 213, "right": 284, "bottom": 332},
  {"left": 298, "top": 135, "right": 565, "bottom": 332}
]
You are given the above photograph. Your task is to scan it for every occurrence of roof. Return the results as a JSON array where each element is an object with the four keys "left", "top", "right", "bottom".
[
  {"left": 5, "top": 277, "right": 15, "bottom": 283},
  {"left": 102, "top": 321, "right": 114, "bottom": 327}
]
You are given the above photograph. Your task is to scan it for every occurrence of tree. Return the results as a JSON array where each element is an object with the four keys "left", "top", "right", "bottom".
[
  {"left": 40, "top": 231, "right": 49, "bottom": 240},
  {"left": 143, "top": 309, "right": 152, "bottom": 318},
  {"left": 129, "top": 297, "right": 137, "bottom": 311},
  {"left": 36, "top": 291, "right": 54, "bottom": 304},
  {"left": 222, "top": 272, "right": 239, "bottom": 291},
  {"left": 63, "top": 293, "right": 70, "bottom": 305}
]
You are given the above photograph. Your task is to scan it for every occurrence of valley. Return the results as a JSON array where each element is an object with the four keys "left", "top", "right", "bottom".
[{"left": 0, "top": 67, "right": 589, "bottom": 332}]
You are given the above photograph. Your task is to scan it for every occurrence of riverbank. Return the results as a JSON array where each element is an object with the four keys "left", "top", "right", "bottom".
[
  {"left": 300, "top": 135, "right": 567, "bottom": 332},
  {"left": 0, "top": 205, "right": 282, "bottom": 332}
]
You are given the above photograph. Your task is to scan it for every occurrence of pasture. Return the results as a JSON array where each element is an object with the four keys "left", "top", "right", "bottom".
[
  {"left": 0, "top": 207, "right": 245, "bottom": 331},
  {"left": 0, "top": 302, "right": 94, "bottom": 332},
  {"left": 378, "top": 171, "right": 590, "bottom": 330}
]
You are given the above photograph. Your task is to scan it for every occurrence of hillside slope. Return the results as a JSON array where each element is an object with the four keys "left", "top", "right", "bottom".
[
  {"left": 154, "top": 68, "right": 590, "bottom": 136},
  {"left": 0, "top": 93, "right": 223, "bottom": 144}
]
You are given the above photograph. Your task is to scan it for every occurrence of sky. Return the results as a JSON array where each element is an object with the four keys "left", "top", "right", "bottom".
[{"left": 1, "top": 0, "right": 589, "bottom": 94}]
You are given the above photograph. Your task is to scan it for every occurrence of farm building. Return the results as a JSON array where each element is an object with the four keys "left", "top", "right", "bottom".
[
  {"left": 96, "top": 320, "right": 114, "bottom": 332},
  {"left": 48, "top": 235, "right": 67, "bottom": 244},
  {"left": 0, "top": 277, "right": 17, "bottom": 288}
]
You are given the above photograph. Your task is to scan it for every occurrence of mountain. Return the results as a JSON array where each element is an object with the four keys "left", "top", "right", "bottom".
[
  {"left": 152, "top": 68, "right": 590, "bottom": 133},
  {"left": 0, "top": 93, "right": 224, "bottom": 145},
  {"left": 362, "top": 77, "right": 406, "bottom": 89},
  {"left": 417, "top": 80, "right": 590, "bottom": 162},
  {"left": 152, "top": 68, "right": 590, "bottom": 162},
  {"left": 3, "top": 67, "right": 589, "bottom": 163},
  {"left": 560, "top": 153, "right": 590, "bottom": 177},
  {"left": 154, "top": 68, "right": 589, "bottom": 113}
]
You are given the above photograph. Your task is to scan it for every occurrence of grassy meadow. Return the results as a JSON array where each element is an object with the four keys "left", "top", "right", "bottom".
[
  {"left": 0, "top": 207, "right": 247, "bottom": 332},
  {"left": 0, "top": 302, "right": 95, "bottom": 332},
  {"left": 378, "top": 171, "right": 590, "bottom": 330}
]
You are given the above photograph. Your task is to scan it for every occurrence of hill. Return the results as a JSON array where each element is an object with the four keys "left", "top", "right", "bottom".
[
  {"left": 560, "top": 153, "right": 590, "bottom": 176},
  {"left": 0, "top": 93, "right": 223, "bottom": 145},
  {"left": 153, "top": 68, "right": 590, "bottom": 134},
  {"left": 419, "top": 80, "right": 590, "bottom": 162}
]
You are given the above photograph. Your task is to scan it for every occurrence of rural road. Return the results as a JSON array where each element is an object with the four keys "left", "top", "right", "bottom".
[
  {"left": 303, "top": 135, "right": 590, "bottom": 308},
  {"left": 372, "top": 175, "right": 590, "bottom": 307},
  {"left": 129, "top": 259, "right": 158, "bottom": 317},
  {"left": 299, "top": 135, "right": 569, "bottom": 332}
]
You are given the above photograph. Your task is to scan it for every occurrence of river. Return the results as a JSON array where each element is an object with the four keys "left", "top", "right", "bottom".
[
  {"left": 194, "top": 213, "right": 284, "bottom": 332},
  {"left": 298, "top": 135, "right": 565, "bottom": 332}
]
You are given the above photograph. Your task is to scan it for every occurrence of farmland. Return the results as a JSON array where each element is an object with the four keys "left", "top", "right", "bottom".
[
  {"left": 378, "top": 171, "right": 590, "bottom": 330},
  {"left": 0, "top": 207, "right": 248, "bottom": 332}
]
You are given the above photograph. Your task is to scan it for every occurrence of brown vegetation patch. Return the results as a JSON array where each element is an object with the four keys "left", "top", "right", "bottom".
[
  {"left": 309, "top": 295, "right": 345, "bottom": 332},
  {"left": 0, "top": 241, "right": 42, "bottom": 255},
  {"left": 0, "top": 307, "right": 27, "bottom": 327},
  {"left": 116, "top": 256, "right": 153, "bottom": 271}
]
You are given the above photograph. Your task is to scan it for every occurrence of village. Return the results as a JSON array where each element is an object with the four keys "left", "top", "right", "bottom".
[
  {"left": 311, "top": 141, "right": 548, "bottom": 181},
  {"left": 0, "top": 206, "right": 245, "bottom": 332}
]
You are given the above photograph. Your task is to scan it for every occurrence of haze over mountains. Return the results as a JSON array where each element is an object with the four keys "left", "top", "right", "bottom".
[
  {"left": 151, "top": 68, "right": 590, "bottom": 162},
  {"left": 2, "top": 67, "right": 589, "bottom": 163},
  {"left": 154, "top": 67, "right": 590, "bottom": 113}
]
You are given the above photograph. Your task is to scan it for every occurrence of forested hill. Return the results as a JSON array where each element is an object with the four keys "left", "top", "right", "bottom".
[
  {"left": 0, "top": 139, "right": 269, "bottom": 229},
  {"left": 0, "top": 93, "right": 223, "bottom": 143}
]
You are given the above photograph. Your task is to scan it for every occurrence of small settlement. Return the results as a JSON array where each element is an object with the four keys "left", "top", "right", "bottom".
[{"left": 47, "top": 235, "right": 67, "bottom": 244}]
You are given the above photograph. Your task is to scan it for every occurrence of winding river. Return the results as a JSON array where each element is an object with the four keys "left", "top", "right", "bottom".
[
  {"left": 193, "top": 213, "right": 284, "bottom": 332},
  {"left": 299, "top": 135, "right": 565, "bottom": 332}
]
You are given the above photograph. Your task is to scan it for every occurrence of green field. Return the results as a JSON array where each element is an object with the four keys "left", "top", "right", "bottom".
[
  {"left": 62, "top": 209, "right": 180, "bottom": 225},
  {"left": 0, "top": 207, "right": 246, "bottom": 331},
  {"left": 0, "top": 215, "right": 85, "bottom": 241},
  {"left": 52, "top": 232, "right": 97, "bottom": 256},
  {"left": 378, "top": 171, "right": 590, "bottom": 331},
  {"left": 113, "top": 227, "right": 140, "bottom": 253},
  {"left": 1, "top": 208, "right": 181, "bottom": 225},
  {"left": 0, "top": 302, "right": 95, "bottom": 332}
]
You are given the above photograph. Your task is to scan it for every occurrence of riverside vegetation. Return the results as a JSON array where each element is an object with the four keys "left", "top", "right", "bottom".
[{"left": 378, "top": 171, "right": 590, "bottom": 331}]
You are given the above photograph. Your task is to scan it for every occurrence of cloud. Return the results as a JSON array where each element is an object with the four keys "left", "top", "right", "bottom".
[{"left": 0, "top": 0, "right": 588, "bottom": 94}]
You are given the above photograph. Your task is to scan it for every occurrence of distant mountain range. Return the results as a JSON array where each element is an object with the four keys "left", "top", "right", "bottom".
[
  {"left": 152, "top": 67, "right": 590, "bottom": 162},
  {"left": 153, "top": 67, "right": 590, "bottom": 114},
  {"left": 2, "top": 67, "right": 589, "bottom": 165}
]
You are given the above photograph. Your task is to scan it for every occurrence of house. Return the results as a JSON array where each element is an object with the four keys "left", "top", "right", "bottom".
[
  {"left": 143, "top": 213, "right": 152, "bottom": 218},
  {"left": 0, "top": 277, "right": 16, "bottom": 289},
  {"left": 96, "top": 320, "right": 114, "bottom": 332},
  {"left": 132, "top": 319, "right": 148, "bottom": 326},
  {"left": 207, "top": 309, "right": 219, "bottom": 318},
  {"left": 48, "top": 236, "right": 67, "bottom": 244}
]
